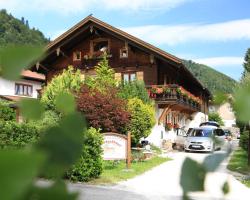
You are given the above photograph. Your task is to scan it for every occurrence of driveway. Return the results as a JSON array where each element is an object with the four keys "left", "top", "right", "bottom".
[{"left": 69, "top": 140, "right": 250, "bottom": 200}]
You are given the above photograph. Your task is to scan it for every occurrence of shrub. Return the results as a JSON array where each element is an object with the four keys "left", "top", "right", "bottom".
[
  {"left": 66, "top": 127, "right": 103, "bottom": 182},
  {"left": 41, "top": 66, "right": 83, "bottom": 110},
  {"left": 0, "top": 100, "right": 16, "bottom": 121},
  {"left": 0, "top": 121, "right": 39, "bottom": 149},
  {"left": 118, "top": 80, "right": 151, "bottom": 104},
  {"left": 239, "top": 131, "right": 249, "bottom": 151},
  {"left": 85, "top": 53, "right": 117, "bottom": 92},
  {"left": 77, "top": 85, "right": 130, "bottom": 134},
  {"left": 208, "top": 112, "right": 224, "bottom": 126},
  {"left": 33, "top": 110, "right": 60, "bottom": 131},
  {"left": 127, "top": 98, "right": 155, "bottom": 145}
]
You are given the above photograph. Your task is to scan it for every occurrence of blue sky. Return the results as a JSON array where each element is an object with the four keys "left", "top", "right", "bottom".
[{"left": 1, "top": 0, "right": 250, "bottom": 80}]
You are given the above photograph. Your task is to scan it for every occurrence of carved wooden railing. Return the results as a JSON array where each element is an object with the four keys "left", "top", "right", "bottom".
[{"left": 146, "top": 84, "right": 201, "bottom": 112}]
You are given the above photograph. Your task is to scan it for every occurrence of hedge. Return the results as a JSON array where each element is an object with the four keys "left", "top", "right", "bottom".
[
  {"left": 66, "top": 127, "right": 103, "bottom": 182},
  {"left": 239, "top": 131, "right": 249, "bottom": 151},
  {"left": 0, "top": 121, "right": 39, "bottom": 149},
  {"left": 0, "top": 100, "right": 16, "bottom": 121},
  {"left": 0, "top": 120, "right": 104, "bottom": 182}
]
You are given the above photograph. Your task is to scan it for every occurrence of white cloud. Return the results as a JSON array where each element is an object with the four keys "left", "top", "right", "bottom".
[
  {"left": 122, "top": 19, "right": 250, "bottom": 45},
  {"left": 192, "top": 56, "right": 244, "bottom": 67},
  {"left": 0, "top": 0, "right": 192, "bottom": 14},
  {"left": 47, "top": 29, "right": 67, "bottom": 40}
]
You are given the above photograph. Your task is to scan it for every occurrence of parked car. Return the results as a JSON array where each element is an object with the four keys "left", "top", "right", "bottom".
[
  {"left": 172, "top": 128, "right": 187, "bottom": 150},
  {"left": 184, "top": 126, "right": 225, "bottom": 153},
  {"left": 200, "top": 121, "right": 220, "bottom": 128}
]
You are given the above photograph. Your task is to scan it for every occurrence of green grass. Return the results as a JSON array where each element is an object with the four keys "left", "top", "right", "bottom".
[
  {"left": 89, "top": 156, "right": 170, "bottom": 185},
  {"left": 227, "top": 148, "right": 250, "bottom": 174},
  {"left": 227, "top": 148, "right": 250, "bottom": 187}
]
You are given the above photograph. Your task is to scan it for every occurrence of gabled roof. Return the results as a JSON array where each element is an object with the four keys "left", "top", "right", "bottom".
[
  {"left": 39, "top": 15, "right": 211, "bottom": 97},
  {"left": 47, "top": 15, "right": 182, "bottom": 64},
  {"left": 21, "top": 70, "right": 45, "bottom": 81}
]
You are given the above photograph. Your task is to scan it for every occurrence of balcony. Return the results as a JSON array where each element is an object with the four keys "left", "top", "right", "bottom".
[{"left": 146, "top": 84, "right": 201, "bottom": 112}]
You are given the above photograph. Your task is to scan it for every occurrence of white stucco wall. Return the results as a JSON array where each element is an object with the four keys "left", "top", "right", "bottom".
[
  {"left": 146, "top": 105, "right": 208, "bottom": 147},
  {"left": 0, "top": 77, "right": 42, "bottom": 98},
  {"left": 186, "top": 112, "right": 208, "bottom": 130},
  {"left": 223, "top": 119, "right": 236, "bottom": 128}
]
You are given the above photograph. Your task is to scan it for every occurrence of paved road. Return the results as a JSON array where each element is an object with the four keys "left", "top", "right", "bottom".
[{"left": 69, "top": 140, "right": 250, "bottom": 200}]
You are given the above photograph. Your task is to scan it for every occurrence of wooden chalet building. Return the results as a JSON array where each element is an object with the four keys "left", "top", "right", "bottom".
[{"left": 32, "top": 15, "right": 211, "bottom": 146}]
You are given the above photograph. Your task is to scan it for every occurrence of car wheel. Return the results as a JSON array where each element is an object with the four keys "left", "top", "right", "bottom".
[{"left": 184, "top": 149, "right": 189, "bottom": 153}]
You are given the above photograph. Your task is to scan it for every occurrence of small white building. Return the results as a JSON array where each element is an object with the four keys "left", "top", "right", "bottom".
[
  {"left": 0, "top": 70, "right": 45, "bottom": 101},
  {"left": 209, "top": 102, "right": 236, "bottom": 128},
  {"left": 0, "top": 70, "right": 45, "bottom": 122}
]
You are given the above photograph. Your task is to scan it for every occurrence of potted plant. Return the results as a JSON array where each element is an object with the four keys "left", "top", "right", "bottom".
[
  {"left": 163, "top": 86, "right": 171, "bottom": 96},
  {"left": 165, "top": 122, "right": 173, "bottom": 131},
  {"left": 176, "top": 87, "right": 182, "bottom": 98},
  {"left": 150, "top": 87, "right": 157, "bottom": 98},
  {"left": 156, "top": 87, "right": 163, "bottom": 95},
  {"left": 174, "top": 123, "right": 180, "bottom": 129}
]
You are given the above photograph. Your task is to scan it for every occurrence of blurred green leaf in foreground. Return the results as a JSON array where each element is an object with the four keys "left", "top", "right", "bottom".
[
  {"left": 0, "top": 45, "right": 44, "bottom": 80},
  {"left": 0, "top": 45, "right": 86, "bottom": 200}
]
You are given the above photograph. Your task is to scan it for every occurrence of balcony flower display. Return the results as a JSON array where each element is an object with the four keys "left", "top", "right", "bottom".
[
  {"left": 156, "top": 87, "right": 163, "bottom": 94},
  {"left": 148, "top": 85, "right": 202, "bottom": 107},
  {"left": 173, "top": 123, "right": 180, "bottom": 129},
  {"left": 163, "top": 86, "right": 171, "bottom": 94},
  {"left": 165, "top": 122, "right": 173, "bottom": 131}
]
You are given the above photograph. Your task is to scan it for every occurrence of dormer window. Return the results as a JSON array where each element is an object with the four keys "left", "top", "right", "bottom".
[
  {"left": 73, "top": 51, "right": 81, "bottom": 61},
  {"left": 94, "top": 40, "right": 108, "bottom": 52},
  {"left": 120, "top": 48, "right": 128, "bottom": 58},
  {"left": 90, "top": 38, "right": 110, "bottom": 57}
]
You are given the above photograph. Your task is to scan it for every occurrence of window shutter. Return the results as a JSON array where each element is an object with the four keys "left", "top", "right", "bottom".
[
  {"left": 136, "top": 71, "right": 144, "bottom": 81},
  {"left": 114, "top": 73, "right": 122, "bottom": 82}
]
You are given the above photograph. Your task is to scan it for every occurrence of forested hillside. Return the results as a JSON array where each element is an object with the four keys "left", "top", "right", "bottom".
[
  {"left": 0, "top": 9, "right": 48, "bottom": 46},
  {"left": 183, "top": 60, "right": 238, "bottom": 94}
]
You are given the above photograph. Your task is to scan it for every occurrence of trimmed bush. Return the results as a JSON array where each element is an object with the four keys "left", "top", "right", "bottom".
[
  {"left": 239, "top": 131, "right": 249, "bottom": 151},
  {"left": 208, "top": 112, "right": 224, "bottom": 126},
  {"left": 66, "top": 127, "right": 103, "bottom": 182},
  {"left": 118, "top": 81, "right": 151, "bottom": 104},
  {"left": 0, "top": 100, "right": 16, "bottom": 121},
  {"left": 0, "top": 121, "right": 39, "bottom": 149},
  {"left": 77, "top": 85, "right": 130, "bottom": 134},
  {"left": 32, "top": 110, "right": 60, "bottom": 131},
  {"left": 127, "top": 98, "right": 155, "bottom": 145},
  {"left": 41, "top": 66, "right": 83, "bottom": 110}
]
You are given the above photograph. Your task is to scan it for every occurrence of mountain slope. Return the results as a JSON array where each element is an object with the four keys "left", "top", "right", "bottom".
[
  {"left": 183, "top": 60, "right": 238, "bottom": 94},
  {"left": 0, "top": 9, "right": 48, "bottom": 46}
]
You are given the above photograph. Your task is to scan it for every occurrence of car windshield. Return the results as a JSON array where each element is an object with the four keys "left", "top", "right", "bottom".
[{"left": 189, "top": 129, "right": 213, "bottom": 137}]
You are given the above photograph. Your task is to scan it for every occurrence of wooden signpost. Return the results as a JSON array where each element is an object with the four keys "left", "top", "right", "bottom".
[{"left": 102, "top": 132, "right": 131, "bottom": 169}]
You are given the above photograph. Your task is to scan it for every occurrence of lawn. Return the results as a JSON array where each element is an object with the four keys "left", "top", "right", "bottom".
[
  {"left": 89, "top": 156, "right": 170, "bottom": 184},
  {"left": 227, "top": 148, "right": 250, "bottom": 187}
]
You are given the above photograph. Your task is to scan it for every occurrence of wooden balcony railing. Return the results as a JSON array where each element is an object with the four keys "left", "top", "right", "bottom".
[{"left": 146, "top": 84, "right": 202, "bottom": 112}]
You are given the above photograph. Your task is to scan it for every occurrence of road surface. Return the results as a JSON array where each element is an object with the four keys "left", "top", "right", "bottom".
[{"left": 68, "top": 140, "right": 250, "bottom": 200}]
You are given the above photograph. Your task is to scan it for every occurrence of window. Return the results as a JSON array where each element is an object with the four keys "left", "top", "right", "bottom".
[
  {"left": 73, "top": 51, "right": 81, "bottom": 61},
  {"left": 214, "top": 129, "right": 225, "bottom": 137},
  {"left": 91, "top": 39, "right": 110, "bottom": 55},
  {"left": 15, "top": 83, "right": 33, "bottom": 96},
  {"left": 120, "top": 48, "right": 128, "bottom": 58},
  {"left": 122, "top": 72, "right": 136, "bottom": 83}
]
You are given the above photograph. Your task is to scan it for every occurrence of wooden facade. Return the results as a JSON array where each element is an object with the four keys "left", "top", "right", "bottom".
[{"left": 32, "top": 15, "right": 211, "bottom": 121}]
